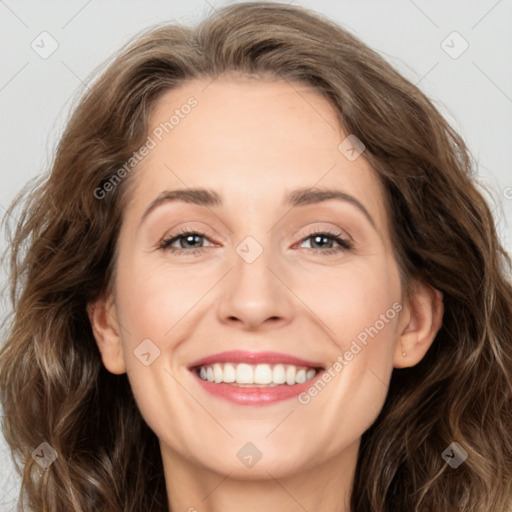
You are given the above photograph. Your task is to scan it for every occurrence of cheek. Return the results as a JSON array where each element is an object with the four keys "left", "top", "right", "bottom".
[
  {"left": 112, "top": 259, "right": 198, "bottom": 442},
  {"left": 298, "top": 260, "right": 400, "bottom": 421},
  {"left": 115, "top": 256, "right": 208, "bottom": 342},
  {"left": 305, "top": 259, "right": 401, "bottom": 348}
]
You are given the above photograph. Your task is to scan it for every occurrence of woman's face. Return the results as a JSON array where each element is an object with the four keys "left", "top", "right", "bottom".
[{"left": 91, "top": 75, "right": 431, "bottom": 481}]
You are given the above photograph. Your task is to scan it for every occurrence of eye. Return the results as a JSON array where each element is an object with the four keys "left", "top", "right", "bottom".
[
  {"left": 158, "top": 228, "right": 213, "bottom": 254},
  {"left": 158, "top": 227, "right": 352, "bottom": 256},
  {"left": 296, "top": 229, "right": 352, "bottom": 255}
]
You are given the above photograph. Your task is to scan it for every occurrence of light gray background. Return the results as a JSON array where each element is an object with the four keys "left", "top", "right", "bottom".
[{"left": 1, "top": 1, "right": 511, "bottom": 509}]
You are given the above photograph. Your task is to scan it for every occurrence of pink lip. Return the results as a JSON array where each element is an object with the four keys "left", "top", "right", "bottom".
[
  {"left": 188, "top": 350, "right": 324, "bottom": 369},
  {"left": 188, "top": 350, "right": 324, "bottom": 406},
  {"left": 193, "top": 376, "right": 323, "bottom": 405}
]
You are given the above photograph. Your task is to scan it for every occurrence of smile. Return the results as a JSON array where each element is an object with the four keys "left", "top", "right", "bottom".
[
  {"left": 196, "top": 363, "right": 320, "bottom": 386},
  {"left": 188, "top": 350, "right": 325, "bottom": 405}
]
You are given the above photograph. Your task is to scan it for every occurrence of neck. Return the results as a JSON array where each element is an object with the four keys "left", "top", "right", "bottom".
[{"left": 160, "top": 439, "right": 359, "bottom": 512}]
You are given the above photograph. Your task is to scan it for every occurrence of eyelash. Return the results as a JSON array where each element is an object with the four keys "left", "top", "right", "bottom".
[{"left": 158, "top": 227, "right": 353, "bottom": 256}]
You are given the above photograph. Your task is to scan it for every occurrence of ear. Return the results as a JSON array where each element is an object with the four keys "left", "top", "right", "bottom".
[
  {"left": 87, "top": 294, "right": 126, "bottom": 375},
  {"left": 393, "top": 279, "right": 444, "bottom": 368}
]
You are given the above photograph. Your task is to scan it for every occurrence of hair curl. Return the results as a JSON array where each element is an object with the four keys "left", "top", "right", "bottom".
[{"left": 1, "top": 2, "right": 511, "bottom": 511}]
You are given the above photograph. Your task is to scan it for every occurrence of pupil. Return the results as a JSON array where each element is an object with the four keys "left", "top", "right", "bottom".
[
  {"left": 187, "top": 235, "right": 199, "bottom": 247},
  {"left": 314, "top": 235, "right": 329, "bottom": 248}
]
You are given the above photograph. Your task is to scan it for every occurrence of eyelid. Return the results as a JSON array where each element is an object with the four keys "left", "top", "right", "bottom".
[
  {"left": 294, "top": 223, "right": 352, "bottom": 240},
  {"left": 158, "top": 226, "right": 218, "bottom": 251},
  {"left": 161, "top": 222, "right": 217, "bottom": 240},
  {"left": 158, "top": 222, "right": 355, "bottom": 255},
  {"left": 293, "top": 226, "right": 353, "bottom": 251},
  {"left": 160, "top": 222, "right": 352, "bottom": 243}
]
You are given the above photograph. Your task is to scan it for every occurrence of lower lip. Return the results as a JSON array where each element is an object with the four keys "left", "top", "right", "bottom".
[{"left": 191, "top": 370, "right": 323, "bottom": 405}]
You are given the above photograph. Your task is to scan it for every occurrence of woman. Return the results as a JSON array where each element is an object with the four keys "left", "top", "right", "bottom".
[{"left": 1, "top": 2, "right": 511, "bottom": 511}]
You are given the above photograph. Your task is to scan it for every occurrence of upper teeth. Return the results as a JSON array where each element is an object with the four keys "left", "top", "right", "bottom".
[{"left": 197, "top": 363, "right": 318, "bottom": 386}]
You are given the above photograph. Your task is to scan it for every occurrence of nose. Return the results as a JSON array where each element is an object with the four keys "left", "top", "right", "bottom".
[{"left": 216, "top": 241, "right": 295, "bottom": 331}]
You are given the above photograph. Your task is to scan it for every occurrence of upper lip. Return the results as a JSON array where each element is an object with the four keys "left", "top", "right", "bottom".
[{"left": 188, "top": 350, "right": 324, "bottom": 369}]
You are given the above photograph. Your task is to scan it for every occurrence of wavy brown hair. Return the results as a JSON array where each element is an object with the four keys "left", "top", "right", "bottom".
[{"left": 1, "top": 2, "right": 511, "bottom": 511}]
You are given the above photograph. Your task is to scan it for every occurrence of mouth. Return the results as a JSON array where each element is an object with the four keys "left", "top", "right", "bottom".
[
  {"left": 188, "top": 350, "right": 325, "bottom": 405},
  {"left": 194, "top": 362, "right": 321, "bottom": 386}
]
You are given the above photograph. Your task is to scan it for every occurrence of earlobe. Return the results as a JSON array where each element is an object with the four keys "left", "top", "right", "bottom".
[
  {"left": 393, "top": 280, "right": 444, "bottom": 369},
  {"left": 87, "top": 296, "right": 127, "bottom": 375}
]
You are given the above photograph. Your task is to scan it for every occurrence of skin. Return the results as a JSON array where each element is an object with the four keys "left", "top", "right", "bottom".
[{"left": 88, "top": 74, "right": 444, "bottom": 512}]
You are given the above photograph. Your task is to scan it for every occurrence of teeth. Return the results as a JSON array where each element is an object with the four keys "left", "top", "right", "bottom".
[
  {"left": 286, "top": 365, "right": 295, "bottom": 385},
  {"left": 223, "top": 363, "right": 236, "bottom": 383},
  {"left": 236, "top": 363, "right": 253, "bottom": 384},
  {"left": 254, "top": 364, "right": 272, "bottom": 384},
  {"left": 213, "top": 363, "right": 223, "bottom": 383},
  {"left": 196, "top": 362, "right": 319, "bottom": 386},
  {"left": 272, "top": 364, "right": 286, "bottom": 384},
  {"left": 295, "top": 369, "right": 306, "bottom": 384}
]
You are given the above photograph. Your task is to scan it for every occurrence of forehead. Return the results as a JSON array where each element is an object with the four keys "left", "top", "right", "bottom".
[{"left": 124, "top": 76, "right": 389, "bottom": 235}]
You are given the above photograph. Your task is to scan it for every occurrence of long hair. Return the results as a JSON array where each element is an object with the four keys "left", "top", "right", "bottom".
[{"left": 1, "top": 2, "right": 511, "bottom": 511}]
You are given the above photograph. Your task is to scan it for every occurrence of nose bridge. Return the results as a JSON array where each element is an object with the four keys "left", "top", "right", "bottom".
[
  {"left": 216, "top": 229, "right": 293, "bottom": 328},
  {"left": 233, "top": 231, "right": 278, "bottom": 303}
]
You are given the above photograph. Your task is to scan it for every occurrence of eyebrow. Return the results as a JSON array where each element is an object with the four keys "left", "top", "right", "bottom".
[{"left": 138, "top": 187, "right": 377, "bottom": 230}]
